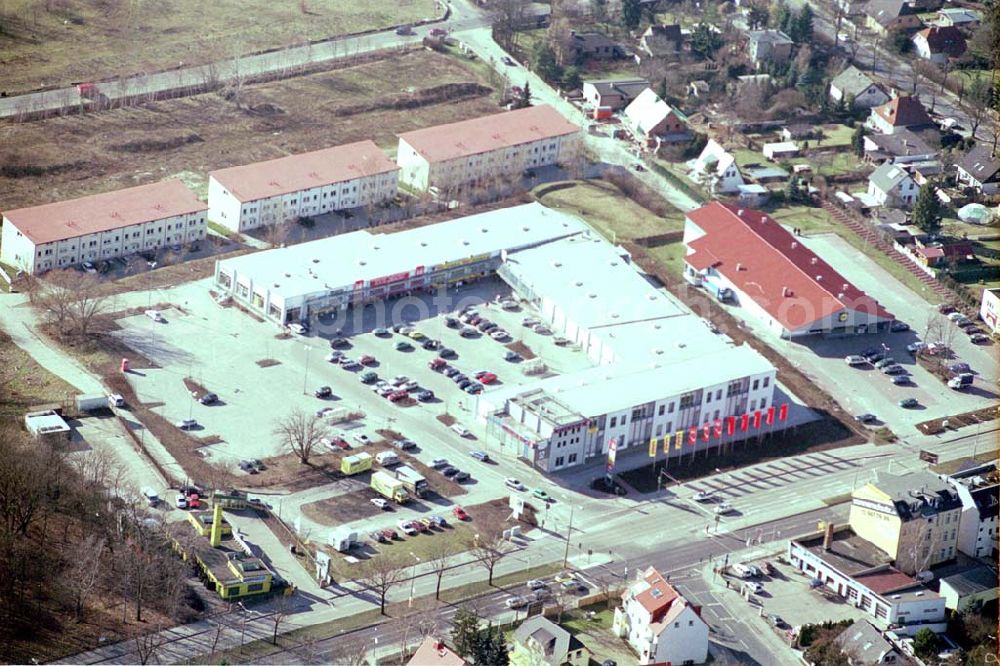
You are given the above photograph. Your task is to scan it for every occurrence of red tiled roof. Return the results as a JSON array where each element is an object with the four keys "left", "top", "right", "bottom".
[
  {"left": 873, "top": 96, "right": 933, "bottom": 129},
  {"left": 209, "top": 141, "right": 398, "bottom": 203},
  {"left": 407, "top": 637, "right": 466, "bottom": 666},
  {"left": 685, "top": 203, "right": 893, "bottom": 331},
  {"left": 633, "top": 567, "right": 680, "bottom": 617},
  {"left": 2, "top": 180, "right": 207, "bottom": 245},
  {"left": 854, "top": 568, "right": 917, "bottom": 595},
  {"left": 397, "top": 105, "right": 580, "bottom": 163},
  {"left": 916, "top": 26, "right": 966, "bottom": 56}
]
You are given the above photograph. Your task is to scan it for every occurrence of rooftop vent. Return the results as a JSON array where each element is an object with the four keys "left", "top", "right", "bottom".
[
  {"left": 481, "top": 227, "right": 488, "bottom": 233},
  {"left": 736, "top": 263, "right": 744, "bottom": 271},
  {"left": 610, "top": 313, "right": 620, "bottom": 319},
  {"left": 575, "top": 281, "right": 583, "bottom": 287},
  {"left": 462, "top": 240, "right": 470, "bottom": 246},
  {"left": 838, "top": 292, "right": 845, "bottom": 299},
  {"left": 588, "top": 293, "right": 597, "bottom": 299},
  {"left": 843, "top": 283, "right": 849, "bottom": 291},
  {"left": 816, "top": 275, "right": 823, "bottom": 281},
  {"left": 284, "top": 273, "right": 290, "bottom": 278},
  {"left": 553, "top": 261, "right": 562, "bottom": 268},
  {"left": 737, "top": 209, "right": 744, "bottom": 216},
  {"left": 783, "top": 287, "right": 792, "bottom": 297},
  {"left": 273, "top": 283, "right": 280, "bottom": 288},
  {"left": 810, "top": 257, "right": 818, "bottom": 265},
  {"left": 522, "top": 226, "right": 531, "bottom": 231},
  {"left": 790, "top": 242, "right": 798, "bottom": 249},
  {"left": 312, "top": 258, "right": 319, "bottom": 263},
  {"left": 761, "top": 216, "right": 768, "bottom": 223}
]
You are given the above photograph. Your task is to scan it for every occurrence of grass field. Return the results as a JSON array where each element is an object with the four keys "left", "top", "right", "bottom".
[
  {"left": 0, "top": 49, "right": 498, "bottom": 208},
  {"left": 0, "top": 0, "right": 438, "bottom": 92},
  {"left": 0, "top": 331, "right": 77, "bottom": 421},
  {"left": 534, "top": 180, "right": 684, "bottom": 240}
]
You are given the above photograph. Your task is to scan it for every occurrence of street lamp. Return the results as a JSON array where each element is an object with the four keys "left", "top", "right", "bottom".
[
  {"left": 562, "top": 504, "right": 577, "bottom": 569},
  {"left": 408, "top": 552, "right": 421, "bottom": 607},
  {"left": 301, "top": 344, "right": 312, "bottom": 395}
]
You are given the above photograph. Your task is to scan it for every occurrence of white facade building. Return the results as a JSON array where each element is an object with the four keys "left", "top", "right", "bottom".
[
  {"left": 943, "top": 463, "right": 999, "bottom": 560},
  {"left": 395, "top": 105, "right": 581, "bottom": 192},
  {"left": 208, "top": 141, "right": 399, "bottom": 232},
  {"left": 689, "top": 139, "right": 744, "bottom": 194},
  {"left": 1, "top": 180, "right": 207, "bottom": 274},
  {"left": 213, "top": 203, "right": 587, "bottom": 324},
  {"left": 979, "top": 287, "right": 1000, "bottom": 334},
  {"left": 867, "top": 162, "right": 919, "bottom": 208},
  {"left": 613, "top": 567, "right": 708, "bottom": 665},
  {"left": 484, "top": 231, "right": 778, "bottom": 472}
]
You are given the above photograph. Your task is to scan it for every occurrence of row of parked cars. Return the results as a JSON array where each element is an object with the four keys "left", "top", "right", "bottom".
[
  {"left": 368, "top": 505, "right": 470, "bottom": 544},
  {"left": 941, "top": 306, "right": 991, "bottom": 344},
  {"left": 505, "top": 573, "right": 589, "bottom": 608}
]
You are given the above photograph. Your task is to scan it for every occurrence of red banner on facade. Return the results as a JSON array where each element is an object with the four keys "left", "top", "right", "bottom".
[
  {"left": 688, "top": 426, "right": 698, "bottom": 444},
  {"left": 753, "top": 411, "right": 762, "bottom": 429},
  {"left": 727, "top": 416, "right": 736, "bottom": 435},
  {"left": 714, "top": 418, "right": 723, "bottom": 438},
  {"left": 766, "top": 406, "right": 775, "bottom": 425},
  {"left": 702, "top": 423, "right": 710, "bottom": 441},
  {"left": 740, "top": 414, "right": 749, "bottom": 432},
  {"left": 779, "top": 403, "right": 789, "bottom": 421},
  {"left": 370, "top": 271, "right": 409, "bottom": 288}
]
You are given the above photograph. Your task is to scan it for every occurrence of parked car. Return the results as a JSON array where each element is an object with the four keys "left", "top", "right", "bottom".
[
  {"left": 395, "top": 340, "right": 414, "bottom": 351},
  {"left": 714, "top": 502, "right": 734, "bottom": 515},
  {"left": 898, "top": 398, "right": 919, "bottom": 408},
  {"left": 743, "top": 581, "right": 764, "bottom": 594},
  {"left": 430, "top": 458, "right": 449, "bottom": 468},
  {"left": 693, "top": 490, "right": 713, "bottom": 502},
  {"left": 327, "top": 350, "right": 345, "bottom": 362},
  {"left": 429, "top": 515, "right": 447, "bottom": 527},
  {"left": 464, "top": 383, "right": 483, "bottom": 394},
  {"left": 854, "top": 413, "right": 878, "bottom": 424},
  {"left": 371, "top": 498, "right": 390, "bottom": 510},
  {"left": 353, "top": 433, "right": 372, "bottom": 445},
  {"left": 359, "top": 354, "right": 376, "bottom": 365},
  {"left": 490, "top": 330, "right": 509, "bottom": 340},
  {"left": 329, "top": 336, "right": 350, "bottom": 348},
  {"left": 439, "top": 348, "right": 457, "bottom": 359},
  {"left": 454, "top": 471, "right": 471, "bottom": 482},
  {"left": 451, "top": 424, "right": 471, "bottom": 438},
  {"left": 767, "top": 614, "right": 787, "bottom": 629},
  {"left": 429, "top": 358, "right": 448, "bottom": 371},
  {"left": 459, "top": 327, "right": 478, "bottom": 338},
  {"left": 970, "top": 333, "right": 991, "bottom": 344},
  {"left": 452, "top": 506, "right": 469, "bottom": 521},
  {"left": 504, "top": 351, "right": 523, "bottom": 362},
  {"left": 443, "top": 367, "right": 460, "bottom": 377},
  {"left": 907, "top": 342, "right": 926, "bottom": 354},
  {"left": 373, "top": 327, "right": 391, "bottom": 337},
  {"left": 532, "top": 488, "right": 552, "bottom": 502},
  {"left": 440, "top": 465, "right": 459, "bottom": 477},
  {"left": 891, "top": 375, "right": 911, "bottom": 385},
  {"left": 505, "top": 596, "right": 528, "bottom": 609},
  {"left": 457, "top": 379, "right": 472, "bottom": 390},
  {"left": 881, "top": 364, "right": 906, "bottom": 375},
  {"left": 844, "top": 355, "right": 867, "bottom": 366},
  {"left": 444, "top": 316, "right": 460, "bottom": 328},
  {"left": 388, "top": 390, "right": 408, "bottom": 402},
  {"left": 176, "top": 494, "right": 189, "bottom": 509},
  {"left": 289, "top": 323, "right": 308, "bottom": 335},
  {"left": 946, "top": 311, "right": 966, "bottom": 322},
  {"left": 393, "top": 438, "right": 417, "bottom": 451},
  {"left": 948, "top": 362, "right": 971, "bottom": 374},
  {"left": 470, "top": 450, "right": 489, "bottom": 461},
  {"left": 422, "top": 339, "right": 441, "bottom": 351},
  {"left": 526, "top": 579, "right": 547, "bottom": 590},
  {"left": 890, "top": 321, "right": 910, "bottom": 332},
  {"left": 416, "top": 390, "right": 435, "bottom": 402},
  {"left": 398, "top": 521, "right": 418, "bottom": 536},
  {"left": 505, "top": 478, "right": 527, "bottom": 491},
  {"left": 478, "top": 372, "right": 498, "bottom": 384},
  {"left": 874, "top": 357, "right": 896, "bottom": 369},
  {"left": 360, "top": 371, "right": 379, "bottom": 384},
  {"left": 176, "top": 418, "right": 198, "bottom": 430}
]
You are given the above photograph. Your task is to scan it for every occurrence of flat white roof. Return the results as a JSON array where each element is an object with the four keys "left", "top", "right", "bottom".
[
  {"left": 490, "top": 345, "right": 773, "bottom": 417},
  {"left": 217, "top": 203, "right": 588, "bottom": 300}
]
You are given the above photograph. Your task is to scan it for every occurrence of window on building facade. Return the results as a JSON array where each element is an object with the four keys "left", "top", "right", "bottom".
[
  {"left": 568, "top": 453, "right": 577, "bottom": 464},
  {"left": 555, "top": 456, "right": 564, "bottom": 467},
  {"left": 668, "top": 402, "right": 675, "bottom": 413},
  {"left": 752, "top": 379, "right": 759, "bottom": 390},
  {"left": 763, "top": 377, "right": 770, "bottom": 388},
  {"left": 658, "top": 404, "right": 665, "bottom": 416}
]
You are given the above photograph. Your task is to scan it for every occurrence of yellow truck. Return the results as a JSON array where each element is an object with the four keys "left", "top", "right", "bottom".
[
  {"left": 341, "top": 452, "right": 373, "bottom": 476},
  {"left": 371, "top": 471, "right": 409, "bottom": 504}
]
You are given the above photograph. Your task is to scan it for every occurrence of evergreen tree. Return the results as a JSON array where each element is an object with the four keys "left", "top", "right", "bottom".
[
  {"left": 691, "top": 23, "right": 723, "bottom": 60},
  {"left": 912, "top": 183, "right": 942, "bottom": 233},
  {"left": 471, "top": 623, "right": 509, "bottom": 665},
  {"left": 514, "top": 81, "right": 533, "bottom": 108},
  {"left": 792, "top": 5, "right": 814, "bottom": 43},
  {"left": 748, "top": 5, "right": 770, "bottom": 30},
  {"left": 561, "top": 67, "right": 582, "bottom": 92},
  {"left": 657, "top": 77, "right": 667, "bottom": 101},
  {"left": 622, "top": 0, "right": 642, "bottom": 29},
  {"left": 451, "top": 608, "right": 481, "bottom": 658},
  {"left": 531, "top": 42, "right": 562, "bottom": 82},
  {"left": 770, "top": 2, "right": 791, "bottom": 31},
  {"left": 913, "top": 628, "right": 939, "bottom": 660},
  {"left": 851, "top": 124, "right": 866, "bottom": 157}
]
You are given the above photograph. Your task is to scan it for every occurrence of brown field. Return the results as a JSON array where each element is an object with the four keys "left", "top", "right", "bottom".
[
  {"left": 0, "top": 0, "right": 438, "bottom": 93},
  {"left": 0, "top": 49, "right": 499, "bottom": 208}
]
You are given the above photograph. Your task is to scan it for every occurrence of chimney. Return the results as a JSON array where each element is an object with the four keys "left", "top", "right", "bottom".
[
  {"left": 823, "top": 522, "right": 835, "bottom": 551},
  {"left": 210, "top": 503, "right": 224, "bottom": 547}
]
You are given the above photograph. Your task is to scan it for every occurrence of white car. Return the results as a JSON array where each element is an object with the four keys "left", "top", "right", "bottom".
[
  {"left": 714, "top": 502, "right": 734, "bottom": 515},
  {"left": 692, "top": 490, "right": 713, "bottom": 502},
  {"left": 353, "top": 433, "right": 371, "bottom": 445},
  {"left": 175, "top": 418, "right": 198, "bottom": 430},
  {"left": 370, "top": 498, "right": 390, "bottom": 510},
  {"left": 397, "top": 520, "right": 418, "bottom": 536},
  {"left": 505, "top": 478, "right": 526, "bottom": 491},
  {"left": 289, "top": 323, "right": 307, "bottom": 334},
  {"left": 175, "top": 494, "right": 188, "bottom": 509},
  {"left": 392, "top": 375, "right": 410, "bottom": 386},
  {"left": 844, "top": 355, "right": 867, "bottom": 366},
  {"left": 505, "top": 596, "right": 528, "bottom": 609},
  {"left": 526, "top": 579, "right": 547, "bottom": 590},
  {"left": 145, "top": 309, "right": 164, "bottom": 322},
  {"left": 744, "top": 581, "right": 764, "bottom": 594}
]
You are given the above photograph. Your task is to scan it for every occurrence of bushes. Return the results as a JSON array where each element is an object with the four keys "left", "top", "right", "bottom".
[{"left": 603, "top": 169, "right": 679, "bottom": 218}]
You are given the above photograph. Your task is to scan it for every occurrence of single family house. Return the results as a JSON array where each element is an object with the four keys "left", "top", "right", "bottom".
[
  {"left": 690, "top": 139, "right": 745, "bottom": 194},
  {"left": 746, "top": 30, "right": 794, "bottom": 66},
  {"left": 867, "top": 95, "right": 934, "bottom": 135},
  {"left": 955, "top": 145, "right": 1000, "bottom": 195},
  {"left": 867, "top": 162, "right": 918, "bottom": 207},
  {"left": 511, "top": 616, "right": 590, "bottom": 666},
  {"left": 865, "top": 0, "right": 923, "bottom": 34},
  {"left": 637, "top": 24, "right": 685, "bottom": 62},
  {"left": 623, "top": 88, "right": 690, "bottom": 144},
  {"left": 582, "top": 78, "right": 650, "bottom": 111},
  {"left": 913, "top": 26, "right": 966, "bottom": 63},
  {"left": 829, "top": 66, "right": 892, "bottom": 109}
]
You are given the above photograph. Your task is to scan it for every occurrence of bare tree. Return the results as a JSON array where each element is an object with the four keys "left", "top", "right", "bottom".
[
  {"left": 470, "top": 526, "right": 512, "bottom": 586},
  {"left": 427, "top": 539, "right": 459, "bottom": 600},
  {"left": 263, "top": 220, "right": 293, "bottom": 249},
  {"left": 66, "top": 534, "right": 106, "bottom": 621},
  {"left": 28, "top": 270, "right": 109, "bottom": 340},
  {"left": 270, "top": 594, "right": 291, "bottom": 645},
  {"left": 358, "top": 555, "right": 406, "bottom": 615},
  {"left": 492, "top": 0, "right": 529, "bottom": 52},
  {"left": 132, "top": 625, "right": 165, "bottom": 665},
  {"left": 272, "top": 409, "right": 329, "bottom": 464}
]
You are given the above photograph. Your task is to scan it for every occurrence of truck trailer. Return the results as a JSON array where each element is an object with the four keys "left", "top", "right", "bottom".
[
  {"left": 393, "top": 465, "right": 429, "bottom": 498},
  {"left": 341, "top": 452, "right": 373, "bottom": 475},
  {"left": 371, "top": 471, "right": 409, "bottom": 504}
]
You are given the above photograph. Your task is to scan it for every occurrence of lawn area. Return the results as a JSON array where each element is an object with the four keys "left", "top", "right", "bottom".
[
  {"left": 644, "top": 241, "right": 688, "bottom": 275},
  {"left": 534, "top": 180, "right": 684, "bottom": 240},
  {"left": 813, "top": 124, "right": 855, "bottom": 148},
  {"left": 802, "top": 151, "right": 866, "bottom": 178},
  {"left": 0, "top": 49, "right": 498, "bottom": 208},
  {"left": 560, "top": 604, "right": 635, "bottom": 666},
  {"left": 955, "top": 69, "right": 993, "bottom": 89},
  {"left": 0, "top": 331, "right": 77, "bottom": 422},
  {"left": 930, "top": 451, "right": 998, "bottom": 475},
  {"left": 0, "top": 0, "right": 438, "bottom": 92}
]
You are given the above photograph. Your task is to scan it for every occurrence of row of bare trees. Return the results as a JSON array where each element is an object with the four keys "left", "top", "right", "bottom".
[{"left": 24, "top": 269, "right": 111, "bottom": 342}]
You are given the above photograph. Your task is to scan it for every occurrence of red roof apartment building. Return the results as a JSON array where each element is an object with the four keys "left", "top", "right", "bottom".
[
  {"left": 208, "top": 140, "right": 399, "bottom": 232},
  {"left": 1, "top": 180, "right": 207, "bottom": 274},
  {"left": 612, "top": 567, "right": 709, "bottom": 665},
  {"left": 683, "top": 203, "right": 894, "bottom": 339},
  {"left": 395, "top": 105, "right": 581, "bottom": 193}
]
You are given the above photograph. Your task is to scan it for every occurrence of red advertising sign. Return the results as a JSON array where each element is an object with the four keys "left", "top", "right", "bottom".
[
  {"left": 713, "top": 418, "right": 723, "bottom": 438},
  {"left": 740, "top": 414, "right": 749, "bottom": 432},
  {"left": 702, "top": 423, "right": 710, "bottom": 441},
  {"left": 353, "top": 279, "right": 364, "bottom": 292},
  {"left": 370, "top": 271, "right": 409, "bottom": 288},
  {"left": 414, "top": 265, "right": 425, "bottom": 276},
  {"left": 752, "top": 410, "right": 762, "bottom": 429},
  {"left": 726, "top": 416, "right": 736, "bottom": 436},
  {"left": 688, "top": 426, "right": 698, "bottom": 444},
  {"left": 778, "top": 403, "right": 789, "bottom": 421},
  {"left": 766, "top": 406, "right": 775, "bottom": 425},
  {"left": 606, "top": 437, "right": 619, "bottom": 472}
]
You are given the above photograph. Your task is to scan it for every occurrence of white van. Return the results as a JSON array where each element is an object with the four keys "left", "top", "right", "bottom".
[
  {"left": 145, "top": 309, "right": 164, "bottom": 322},
  {"left": 142, "top": 487, "right": 160, "bottom": 506},
  {"left": 450, "top": 423, "right": 471, "bottom": 437},
  {"left": 731, "top": 563, "right": 754, "bottom": 579},
  {"left": 376, "top": 451, "right": 400, "bottom": 466}
]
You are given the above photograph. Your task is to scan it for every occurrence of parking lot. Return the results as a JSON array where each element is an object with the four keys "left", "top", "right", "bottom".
[
  {"left": 718, "top": 233, "right": 998, "bottom": 436},
  {"left": 112, "top": 274, "right": 603, "bottom": 539}
]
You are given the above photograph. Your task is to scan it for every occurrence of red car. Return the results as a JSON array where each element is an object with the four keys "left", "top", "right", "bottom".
[
  {"left": 381, "top": 528, "right": 399, "bottom": 540},
  {"left": 359, "top": 354, "right": 376, "bottom": 365},
  {"left": 452, "top": 506, "right": 469, "bottom": 521},
  {"left": 187, "top": 493, "right": 201, "bottom": 509},
  {"left": 331, "top": 436, "right": 350, "bottom": 450},
  {"left": 478, "top": 372, "right": 498, "bottom": 385},
  {"left": 429, "top": 358, "right": 447, "bottom": 371},
  {"left": 412, "top": 520, "right": 428, "bottom": 533},
  {"left": 388, "top": 390, "right": 408, "bottom": 402}
]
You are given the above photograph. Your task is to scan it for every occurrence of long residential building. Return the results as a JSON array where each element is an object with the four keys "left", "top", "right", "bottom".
[
  {"left": 208, "top": 141, "right": 399, "bottom": 232},
  {"left": 1, "top": 180, "right": 207, "bottom": 274},
  {"left": 395, "top": 105, "right": 581, "bottom": 192},
  {"left": 683, "top": 203, "right": 895, "bottom": 339}
]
